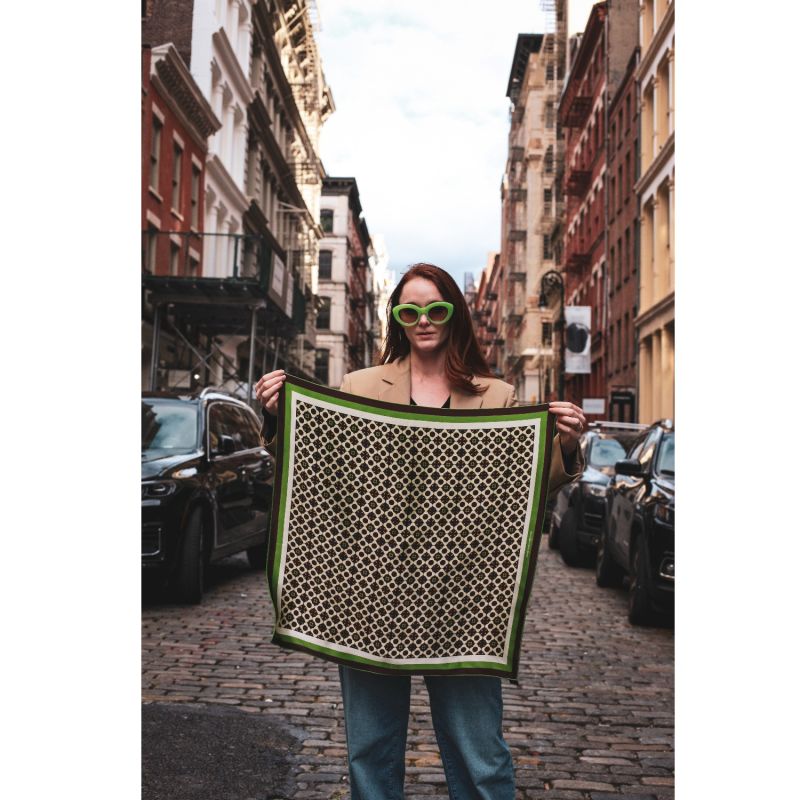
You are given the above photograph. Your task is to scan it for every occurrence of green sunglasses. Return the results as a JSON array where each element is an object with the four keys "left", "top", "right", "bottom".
[{"left": 392, "top": 301, "right": 454, "bottom": 327}]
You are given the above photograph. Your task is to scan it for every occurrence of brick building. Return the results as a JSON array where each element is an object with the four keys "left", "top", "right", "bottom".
[
  {"left": 558, "top": 0, "right": 638, "bottom": 418},
  {"left": 142, "top": 43, "right": 221, "bottom": 278},
  {"left": 606, "top": 47, "right": 640, "bottom": 421}
]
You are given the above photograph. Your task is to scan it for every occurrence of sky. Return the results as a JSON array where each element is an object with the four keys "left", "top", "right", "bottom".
[{"left": 315, "top": 1, "right": 599, "bottom": 293}]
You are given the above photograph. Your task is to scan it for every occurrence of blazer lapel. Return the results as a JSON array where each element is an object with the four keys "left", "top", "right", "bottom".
[
  {"left": 450, "top": 378, "right": 486, "bottom": 410},
  {"left": 378, "top": 357, "right": 412, "bottom": 405},
  {"left": 377, "top": 356, "right": 486, "bottom": 410}
]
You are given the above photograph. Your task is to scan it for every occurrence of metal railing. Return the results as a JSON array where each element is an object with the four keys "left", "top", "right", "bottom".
[{"left": 141, "top": 230, "right": 271, "bottom": 289}]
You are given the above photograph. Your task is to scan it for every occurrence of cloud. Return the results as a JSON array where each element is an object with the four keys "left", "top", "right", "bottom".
[{"left": 317, "top": 0, "right": 548, "bottom": 290}]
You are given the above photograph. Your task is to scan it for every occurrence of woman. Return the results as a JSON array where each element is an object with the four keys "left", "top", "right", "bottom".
[{"left": 256, "top": 263, "right": 585, "bottom": 800}]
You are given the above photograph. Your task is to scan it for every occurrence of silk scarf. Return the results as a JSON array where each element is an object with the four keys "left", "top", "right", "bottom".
[{"left": 266, "top": 374, "right": 554, "bottom": 680}]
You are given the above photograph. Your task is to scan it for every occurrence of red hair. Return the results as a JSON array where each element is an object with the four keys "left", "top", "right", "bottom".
[{"left": 377, "top": 263, "right": 494, "bottom": 395}]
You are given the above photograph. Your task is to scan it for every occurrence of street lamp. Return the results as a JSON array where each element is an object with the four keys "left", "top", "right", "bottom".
[{"left": 538, "top": 270, "right": 565, "bottom": 400}]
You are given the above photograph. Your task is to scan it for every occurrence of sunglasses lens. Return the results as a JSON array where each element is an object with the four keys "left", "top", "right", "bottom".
[
  {"left": 398, "top": 307, "right": 419, "bottom": 325},
  {"left": 428, "top": 304, "right": 449, "bottom": 322}
]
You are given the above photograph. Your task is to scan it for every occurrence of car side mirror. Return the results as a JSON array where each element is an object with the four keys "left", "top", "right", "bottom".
[
  {"left": 615, "top": 458, "right": 644, "bottom": 477},
  {"left": 214, "top": 434, "right": 236, "bottom": 456}
]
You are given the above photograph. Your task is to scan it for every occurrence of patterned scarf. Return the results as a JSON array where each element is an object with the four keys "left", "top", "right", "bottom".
[{"left": 266, "top": 375, "right": 554, "bottom": 680}]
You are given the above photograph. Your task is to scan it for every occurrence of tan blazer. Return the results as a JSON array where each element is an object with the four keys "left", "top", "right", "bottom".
[{"left": 340, "top": 356, "right": 583, "bottom": 499}]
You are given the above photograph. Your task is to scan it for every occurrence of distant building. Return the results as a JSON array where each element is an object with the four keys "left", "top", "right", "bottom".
[
  {"left": 369, "top": 233, "right": 394, "bottom": 350},
  {"left": 472, "top": 253, "right": 502, "bottom": 378},
  {"left": 635, "top": 0, "right": 674, "bottom": 423},
  {"left": 316, "top": 178, "right": 377, "bottom": 388}
]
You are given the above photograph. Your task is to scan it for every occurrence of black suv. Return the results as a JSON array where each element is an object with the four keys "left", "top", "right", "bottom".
[
  {"left": 595, "top": 420, "right": 675, "bottom": 625},
  {"left": 142, "top": 389, "right": 274, "bottom": 603},
  {"left": 549, "top": 422, "right": 647, "bottom": 566}
]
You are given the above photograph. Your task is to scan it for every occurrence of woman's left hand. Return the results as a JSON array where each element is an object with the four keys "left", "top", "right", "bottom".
[{"left": 548, "top": 401, "right": 586, "bottom": 455}]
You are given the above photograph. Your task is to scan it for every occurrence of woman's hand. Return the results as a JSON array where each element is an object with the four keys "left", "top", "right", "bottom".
[
  {"left": 548, "top": 401, "right": 586, "bottom": 455},
  {"left": 255, "top": 370, "right": 286, "bottom": 416}
]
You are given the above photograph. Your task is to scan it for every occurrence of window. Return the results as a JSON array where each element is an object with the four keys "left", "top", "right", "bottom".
[
  {"left": 542, "top": 322, "right": 553, "bottom": 346},
  {"left": 314, "top": 348, "right": 330, "bottom": 385},
  {"left": 190, "top": 165, "right": 200, "bottom": 228},
  {"left": 320, "top": 209, "right": 333, "bottom": 233},
  {"left": 625, "top": 151, "right": 631, "bottom": 195},
  {"left": 545, "top": 101, "right": 554, "bottom": 129},
  {"left": 544, "top": 146, "right": 553, "bottom": 174},
  {"left": 624, "top": 312, "right": 630, "bottom": 366},
  {"left": 543, "top": 234, "right": 552, "bottom": 260},
  {"left": 208, "top": 403, "right": 251, "bottom": 453},
  {"left": 625, "top": 94, "right": 631, "bottom": 131},
  {"left": 543, "top": 187, "right": 552, "bottom": 205},
  {"left": 146, "top": 224, "right": 158, "bottom": 272},
  {"left": 171, "top": 142, "right": 183, "bottom": 211},
  {"left": 546, "top": 63, "right": 554, "bottom": 82},
  {"left": 316, "top": 296, "right": 331, "bottom": 329},
  {"left": 625, "top": 227, "right": 631, "bottom": 279},
  {"left": 609, "top": 245, "right": 615, "bottom": 293},
  {"left": 617, "top": 165, "right": 623, "bottom": 212},
  {"left": 230, "top": 406, "right": 263, "bottom": 450},
  {"left": 318, "top": 250, "right": 332, "bottom": 280},
  {"left": 149, "top": 115, "right": 162, "bottom": 192},
  {"left": 617, "top": 236, "right": 623, "bottom": 287},
  {"left": 609, "top": 177, "right": 616, "bottom": 219},
  {"left": 169, "top": 242, "right": 180, "bottom": 276}
]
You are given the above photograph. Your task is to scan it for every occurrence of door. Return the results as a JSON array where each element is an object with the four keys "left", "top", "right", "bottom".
[
  {"left": 610, "top": 429, "right": 660, "bottom": 564},
  {"left": 207, "top": 402, "right": 258, "bottom": 547}
]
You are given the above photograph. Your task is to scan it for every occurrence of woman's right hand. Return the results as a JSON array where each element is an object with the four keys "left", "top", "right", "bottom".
[{"left": 255, "top": 370, "right": 286, "bottom": 416}]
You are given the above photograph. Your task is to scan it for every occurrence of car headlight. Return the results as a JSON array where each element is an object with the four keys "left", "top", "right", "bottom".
[
  {"left": 583, "top": 483, "right": 608, "bottom": 498},
  {"left": 654, "top": 503, "right": 674, "bottom": 525},
  {"left": 142, "top": 481, "right": 177, "bottom": 499}
]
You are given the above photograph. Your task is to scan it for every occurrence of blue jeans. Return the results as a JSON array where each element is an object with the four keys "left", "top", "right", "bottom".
[{"left": 338, "top": 665, "right": 515, "bottom": 800}]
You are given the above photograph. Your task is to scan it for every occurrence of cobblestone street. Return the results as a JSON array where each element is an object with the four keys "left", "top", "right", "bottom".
[{"left": 142, "top": 537, "right": 674, "bottom": 800}]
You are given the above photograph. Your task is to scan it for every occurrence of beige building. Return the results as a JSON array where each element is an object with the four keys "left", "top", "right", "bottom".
[
  {"left": 635, "top": 0, "right": 674, "bottom": 423},
  {"left": 500, "top": 25, "right": 565, "bottom": 404}
]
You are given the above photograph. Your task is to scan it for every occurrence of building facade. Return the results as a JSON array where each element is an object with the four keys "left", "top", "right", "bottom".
[
  {"left": 635, "top": 0, "right": 674, "bottom": 423},
  {"left": 500, "top": 32, "right": 561, "bottom": 405},
  {"left": 557, "top": 0, "right": 638, "bottom": 418},
  {"left": 606, "top": 47, "right": 640, "bottom": 421},
  {"left": 142, "top": 0, "right": 335, "bottom": 399},
  {"left": 315, "top": 178, "right": 377, "bottom": 389},
  {"left": 141, "top": 42, "right": 221, "bottom": 389}
]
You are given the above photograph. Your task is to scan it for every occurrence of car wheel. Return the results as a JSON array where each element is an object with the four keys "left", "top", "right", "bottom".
[
  {"left": 558, "top": 508, "right": 582, "bottom": 567},
  {"left": 174, "top": 508, "right": 205, "bottom": 605},
  {"left": 596, "top": 520, "right": 624, "bottom": 587},
  {"left": 548, "top": 517, "right": 559, "bottom": 549},
  {"left": 628, "top": 534, "right": 654, "bottom": 625},
  {"left": 247, "top": 541, "right": 268, "bottom": 570}
]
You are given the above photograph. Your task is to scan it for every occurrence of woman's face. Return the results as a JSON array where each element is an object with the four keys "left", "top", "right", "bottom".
[{"left": 397, "top": 276, "right": 451, "bottom": 356}]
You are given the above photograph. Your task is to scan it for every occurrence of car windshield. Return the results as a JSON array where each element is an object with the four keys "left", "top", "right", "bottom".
[
  {"left": 656, "top": 433, "right": 675, "bottom": 476},
  {"left": 588, "top": 437, "right": 627, "bottom": 468},
  {"left": 142, "top": 399, "right": 199, "bottom": 459}
]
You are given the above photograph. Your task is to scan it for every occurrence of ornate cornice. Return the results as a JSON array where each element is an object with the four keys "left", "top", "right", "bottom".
[{"left": 149, "top": 44, "right": 221, "bottom": 148}]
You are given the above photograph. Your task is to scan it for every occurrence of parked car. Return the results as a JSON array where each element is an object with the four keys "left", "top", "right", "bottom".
[
  {"left": 142, "top": 388, "right": 275, "bottom": 603},
  {"left": 549, "top": 421, "right": 647, "bottom": 566},
  {"left": 595, "top": 420, "right": 675, "bottom": 625}
]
